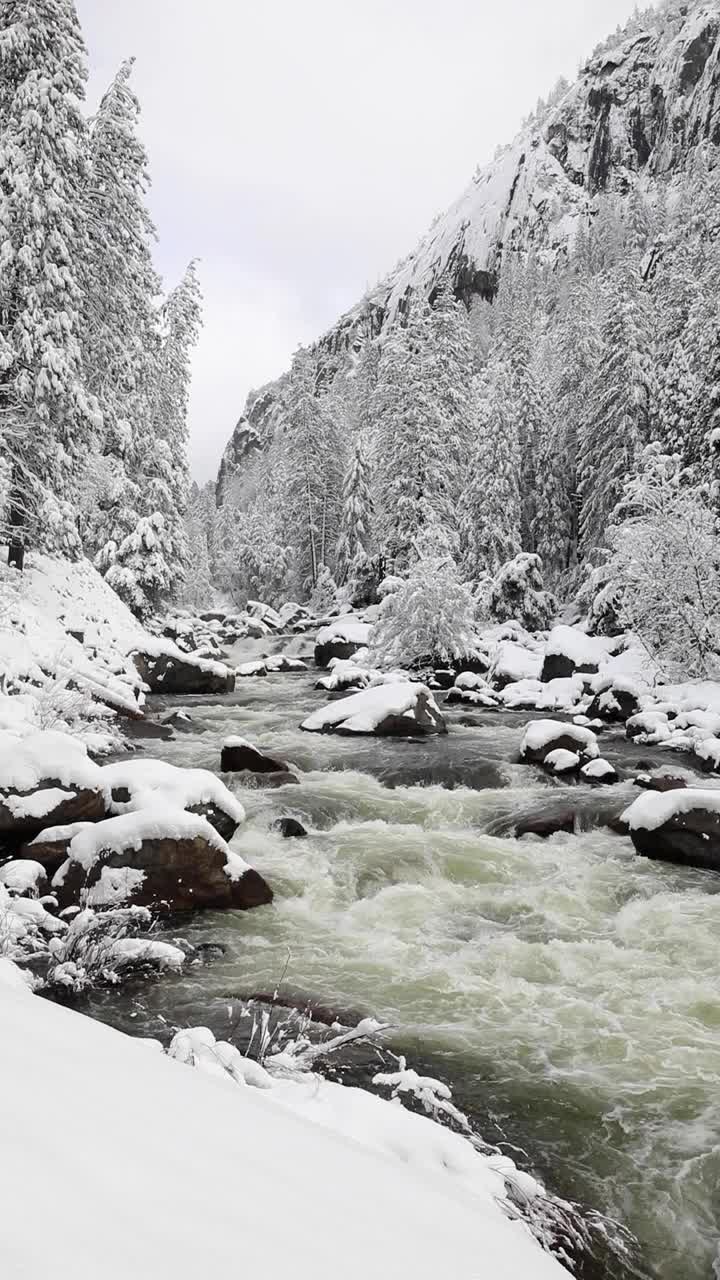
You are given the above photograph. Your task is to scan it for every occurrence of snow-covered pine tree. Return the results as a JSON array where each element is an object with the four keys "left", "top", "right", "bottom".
[
  {"left": 280, "top": 347, "right": 344, "bottom": 596},
  {"left": 336, "top": 436, "right": 373, "bottom": 584},
  {"left": 374, "top": 297, "right": 456, "bottom": 570},
  {"left": 460, "top": 362, "right": 521, "bottom": 580},
  {"left": 81, "top": 57, "right": 160, "bottom": 560},
  {"left": 531, "top": 343, "right": 573, "bottom": 586},
  {"left": 425, "top": 278, "right": 473, "bottom": 536},
  {"left": 180, "top": 482, "right": 214, "bottom": 610},
  {"left": 578, "top": 257, "right": 655, "bottom": 558},
  {"left": 103, "top": 262, "right": 202, "bottom": 617},
  {"left": 0, "top": 0, "right": 99, "bottom": 566}
]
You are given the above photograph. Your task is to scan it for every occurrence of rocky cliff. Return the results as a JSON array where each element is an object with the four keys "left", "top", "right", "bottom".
[{"left": 217, "top": 0, "right": 720, "bottom": 502}]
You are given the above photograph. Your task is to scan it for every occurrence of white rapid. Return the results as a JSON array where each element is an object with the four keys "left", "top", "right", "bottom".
[{"left": 113, "top": 667, "right": 720, "bottom": 1280}]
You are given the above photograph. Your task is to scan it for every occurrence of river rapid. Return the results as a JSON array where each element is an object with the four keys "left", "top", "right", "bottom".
[{"left": 88, "top": 637, "right": 720, "bottom": 1280}]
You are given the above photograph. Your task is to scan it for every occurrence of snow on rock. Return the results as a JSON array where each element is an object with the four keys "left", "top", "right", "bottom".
[
  {"left": 132, "top": 645, "right": 235, "bottom": 695},
  {"left": 51, "top": 807, "right": 272, "bottom": 913},
  {"left": 580, "top": 758, "right": 618, "bottom": 785},
  {"left": 100, "top": 757, "right": 246, "bottom": 841},
  {"left": 314, "top": 617, "right": 372, "bottom": 668},
  {"left": 0, "top": 980, "right": 570, "bottom": 1280},
  {"left": 0, "top": 730, "right": 109, "bottom": 839},
  {"left": 0, "top": 859, "right": 48, "bottom": 897},
  {"left": 520, "top": 719, "right": 600, "bottom": 765},
  {"left": 542, "top": 749, "right": 581, "bottom": 775},
  {"left": 111, "top": 937, "right": 185, "bottom": 971},
  {"left": 316, "top": 659, "right": 375, "bottom": 691},
  {"left": 622, "top": 787, "right": 720, "bottom": 872},
  {"left": 490, "top": 641, "right": 543, "bottom": 690},
  {"left": 540, "top": 626, "right": 613, "bottom": 682},
  {"left": 302, "top": 682, "right": 447, "bottom": 737}
]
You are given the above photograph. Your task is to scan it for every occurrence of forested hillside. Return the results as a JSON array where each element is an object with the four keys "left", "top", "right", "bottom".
[{"left": 206, "top": 0, "right": 720, "bottom": 676}]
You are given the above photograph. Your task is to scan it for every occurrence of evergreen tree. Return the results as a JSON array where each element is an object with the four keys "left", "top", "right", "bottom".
[
  {"left": 461, "top": 362, "right": 521, "bottom": 579},
  {"left": 336, "top": 436, "right": 373, "bottom": 583},
  {"left": 280, "top": 348, "right": 344, "bottom": 595},
  {"left": 0, "top": 0, "right": 99, "bottom": 565},
  {"left": 81, "top": 56, "right": 160, "bottom": 560},
  {"left": 578, "top": 259, "right": 655, "bottom": 557}
]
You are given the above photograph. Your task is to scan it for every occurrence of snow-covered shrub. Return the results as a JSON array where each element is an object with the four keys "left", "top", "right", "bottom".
[
  {"left": 485, "top": 553, "right": 555, "bottom": 631},
  {"left": 590, "top": 450, "right": 720, "bottom": 677},
  {"left": 369, "top": 526, "right": 478, "bottom": 670}
]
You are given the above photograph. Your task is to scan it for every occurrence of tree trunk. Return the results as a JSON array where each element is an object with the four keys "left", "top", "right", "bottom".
[{"left": 7, "top": 479, "right": 25, "bottom": 570}]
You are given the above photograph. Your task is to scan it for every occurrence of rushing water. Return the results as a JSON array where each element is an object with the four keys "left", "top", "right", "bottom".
[{"left": 91, "top": 645, "right": 720, "bottom": 1280}]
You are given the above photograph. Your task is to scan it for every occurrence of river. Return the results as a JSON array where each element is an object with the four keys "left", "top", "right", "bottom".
[{"left": 84, "top": 635, "right": 720, "bottom": 1280}]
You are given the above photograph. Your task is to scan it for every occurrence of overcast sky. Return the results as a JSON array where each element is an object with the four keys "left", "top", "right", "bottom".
[{"left": 77, "top": 0, "right": 649, "bottom": 483}]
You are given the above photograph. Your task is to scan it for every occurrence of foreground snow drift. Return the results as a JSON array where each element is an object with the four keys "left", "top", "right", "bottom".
[{"left": 0, "top": 976, "right": 568, "bottom": 1280}]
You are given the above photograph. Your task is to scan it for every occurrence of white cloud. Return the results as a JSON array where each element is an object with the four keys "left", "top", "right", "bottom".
[{"left": 77, "top": 0, "right": 651, "bottom": 481}]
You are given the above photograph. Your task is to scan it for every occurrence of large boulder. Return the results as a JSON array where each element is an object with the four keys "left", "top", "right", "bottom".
[
  {"left": 622, "top": 790, "right": 720, "bottom": 872},
  {"left": 540, "top": 626, "right": 610, "bottom": 684},
  {"left": 52, "top": 811, "right": 272, "bottom": 913},
  {"left": 302, "top": 683, "right": 446, "bottom": 737},
  {"left": 221, "top": 737, "right": 291, "bottom": 774},
  {"left": 314, "top": 619, "right": 371, "bottom": 669},
  {"left": 99, "top": 759, "right": 246, "bottom": 845},
  {"left": 519, "top": 719, "right": 600, "bottom": 766},
  {"left": 0, "top": 784, "right": 107, "bottom": 843},
  {"left": 132, "top": 649, "right": 235, "bottom": 695}
]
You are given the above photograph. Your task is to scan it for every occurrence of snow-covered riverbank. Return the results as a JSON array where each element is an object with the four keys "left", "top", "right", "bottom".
[{"left": 0, "top": 964, "right": 570, "bottom": 1280}]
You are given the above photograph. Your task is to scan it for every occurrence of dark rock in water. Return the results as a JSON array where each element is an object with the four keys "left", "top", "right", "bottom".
[
  {"left": 378, "top": 759, "right": 505, "bottom": 791},
  {"left": 314, "top": 638, "right": 364, "bottom": 669},
  {"left": 194, "top": 942, "right": 228, "bottom": 960},
  {"left": 272, "top": 817, "right": 308, "bottom": 838},
  {"left": 516, "top": 812, "right": 576, "bottom": 838},
  {"left": 0, "top": 784, "right": 107, "bottom": 843},
  {"left": 187, "top": 801, "right": 241, "bottom": 843},
  {"left": 123, "top": 718, "right": 174, "bottom": 742},
  {"left": 237, "top": 770, "right": 299, "bottom": 788},
  {"left": 453, "top": 653, "right": 491, "bottom": 676},
  {"left": 630, "top": 805, "right": 720, "bottom": 872},
  {"left": 54, "top": 834, "right": 273, "bottom": 913},
  {"left": 634, "top": 773, "right": 688, "bottom": 793},
  {"left": 541, "top": 653, "right": 598, "bottom": 683},
  {"left": 161, "top": 711, "right": 199, "bottom": 735},
  {"left": 431, "top": 669, "right": 456, "bottom": 690},
  {"left": 221, "top": 740, "right": 290, "bottom": 774},
  {"left": 132, "top": 649, "right": 234, "bottom": 695}
]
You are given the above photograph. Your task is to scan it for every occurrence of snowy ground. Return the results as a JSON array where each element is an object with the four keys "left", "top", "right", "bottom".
[{"left": 0, "top": 968, "right": 569, "bottom": 1280}]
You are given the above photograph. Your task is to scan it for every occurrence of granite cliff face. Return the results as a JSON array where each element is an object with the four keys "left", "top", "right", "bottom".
[{"left": 217, "top": 1, "right": 720, "bottom": 500}]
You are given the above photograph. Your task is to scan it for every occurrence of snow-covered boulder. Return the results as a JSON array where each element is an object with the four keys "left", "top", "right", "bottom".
[
  {"left": 100, "top": 759, "right": 247, "bottom": 843},
  {"left": 22, "top": 821, "right": 93, "bottom": 877},
  {"left": 236, "top": 659, "right": 269, "bottom": 677},
  {"left": 580, "top": 758, "right": 618, "bottom": 785},
  {"left": 0, "top": 731, "right": 109, "bottom": 843},
  {"left": 489, "top": 641, "right": 543, "bottom": 691},
  {"left": 52, "top": 810, "right": 273, "bottom": 913},
  {"left": 0, "top": 859, "right": 48, "bottom": 898},
  {"left": 542, "top": 748, "right": 581, "bottom": 776},
  {"left": 315, "top": 659, "right": 374, "bottom": 692},
  {"left": 221, "top": 736, "right": 293, "bottom": 776},
  {"left": 132, "top": 647, "right": 235, "bottom": 695},
  {"left": 625, "top": 711, "right": 672, "bottom": 744},
  {"left": 540, "top": 626, "right": 610, "bottom": 683},
  {"left": 519, "top": 719, "right": 600, "bottom": 766},
  {"left": 277, "top": 601, "right": 311, "bottom": 629},
  {"left": 622, "top": 789, "right": 720, "bottom": 872},
  {"left": 314, "top": 618, "right": 372, "bottom": 669},
  {"left": 301, "top": 683, "right": 447, "bottom": 737},
  {"left": 246, "top": 600, "right": 284, "bottom": 630},
  {"left": 587, "top": 675, "right": 641, "bottom": 724}
]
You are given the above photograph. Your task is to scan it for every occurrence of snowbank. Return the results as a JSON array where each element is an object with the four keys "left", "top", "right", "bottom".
[{"left": 0, "top": 980, "right": 569, "bottom": 1280}]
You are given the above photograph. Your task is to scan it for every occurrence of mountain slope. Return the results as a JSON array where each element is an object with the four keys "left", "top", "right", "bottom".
[{"left": 218, "top": 0, "right": 720, "bottom": 499}]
